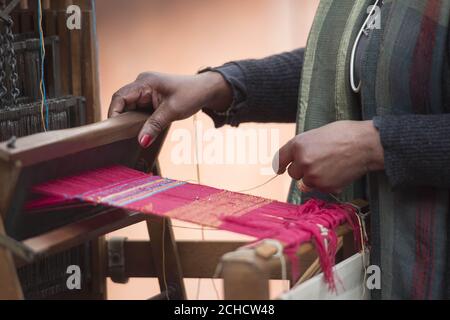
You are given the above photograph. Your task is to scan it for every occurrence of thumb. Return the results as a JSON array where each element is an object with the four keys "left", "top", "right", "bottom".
[
  {"left": 273, "top": 138, "right": 295, "bottom": 174},
  {"left": 138, "top": 103, "right": 173, "bottom": 148}
]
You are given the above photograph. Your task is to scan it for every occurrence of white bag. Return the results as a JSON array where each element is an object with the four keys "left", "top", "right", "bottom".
[{"left": 280, "top": 252, "right": 370, "bottom": 300}]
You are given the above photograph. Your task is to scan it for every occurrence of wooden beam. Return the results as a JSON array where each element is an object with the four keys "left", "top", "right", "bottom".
[
  {"left": 107, "top": 240, "right": 247, "bottom": 279},
  {"left": 220, "top": 224, "right": 355, "bottom": 300},
  {"left": 18, "top": 210, "right": 146, "bottom": 265},
  {"left": 0, "top": 111, "right": 149, "bottom": 166}
]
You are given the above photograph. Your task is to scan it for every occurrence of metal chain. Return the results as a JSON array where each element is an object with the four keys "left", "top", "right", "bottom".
[
  {"left": 4, "top": 17, "right": 20, "bottom": 107},
  {"left": 0, "top": 0, "right": 8, "bottom": 109},
  {"left": 0, "top": 25, "right": 7, "bottom": 109}
]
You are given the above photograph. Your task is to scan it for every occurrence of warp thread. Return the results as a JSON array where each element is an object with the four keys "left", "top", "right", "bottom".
[{"left": 28, "top": 165, "right": 362, "bottom": 290}]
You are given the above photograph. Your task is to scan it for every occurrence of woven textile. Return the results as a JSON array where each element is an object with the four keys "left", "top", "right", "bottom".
[{"left": 27, "top": 165, "right": 361, "bottom": 287}]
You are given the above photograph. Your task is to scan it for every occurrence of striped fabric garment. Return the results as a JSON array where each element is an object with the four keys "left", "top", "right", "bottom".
[{"left": 290, "top": 0, "right": 450, "bottom": 299}]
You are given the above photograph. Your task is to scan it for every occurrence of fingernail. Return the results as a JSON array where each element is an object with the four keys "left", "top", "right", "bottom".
[{"left": 140, "top": 134, "right": 152, "bottom": 148}]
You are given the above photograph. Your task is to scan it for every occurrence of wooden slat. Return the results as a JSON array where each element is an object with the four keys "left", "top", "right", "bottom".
[
  {"left": 11, "top": 11, "right": 20, "bottom": 33},
  {"left": 20, "top": 0, "right": 29, "bottom": 10},
  {"left": 49, "top": 0, "right": 71, "bottom": 11},
  {"left": 56, "top": 8, "right": 71, "bottom": 95},
  {"left": 81, "top": 9, "right": 101, "bottom": 123},
  {"left": 112, "top": 240, "right": 247, "bottom": 279},
  {"left": 18, "top": 9, "right": 34, "bottom": 34},
  {"left": 106, "top": 227, "right": 354, "bottom": 282},
  {"left": 72, "top": 0, "right": 91, "bottom": 10},
  {"left": 43, "top": 8, "right": 56, "bottom": 35},
  {"left": 69, "top": 26, "right": 82, "bottom": 96},
  {"left": 0, "top": 111, "right": 148, "bottom": 165},
  {"left": 19, "top": 210, "right": 145, "bottom": 262}
]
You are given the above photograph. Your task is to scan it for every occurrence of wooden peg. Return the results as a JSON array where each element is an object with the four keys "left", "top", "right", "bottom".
[{"left": 255, "top": 243, "right": 278, "bottom": 259}]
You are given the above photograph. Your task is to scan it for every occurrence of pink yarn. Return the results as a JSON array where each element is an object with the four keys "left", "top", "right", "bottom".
[{"left": 28, "top": 165, "right": 362, "bottom": 289}]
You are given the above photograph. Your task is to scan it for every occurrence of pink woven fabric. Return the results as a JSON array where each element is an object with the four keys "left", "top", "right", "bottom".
[{"left": 28, "top": 165, "right": 361, "bottom": 288}]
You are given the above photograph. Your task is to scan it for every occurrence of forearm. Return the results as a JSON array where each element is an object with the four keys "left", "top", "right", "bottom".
[
  {"left": 374, "top": 114, "right": 450, "bottom": 188},
  {"left": 202, "top": 48, "right": 305, "bottom": 127}
]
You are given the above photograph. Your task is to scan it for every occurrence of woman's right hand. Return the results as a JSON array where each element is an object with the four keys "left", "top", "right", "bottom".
[{"left": 108, "top": 71, "right": 232, "bottom": 148}]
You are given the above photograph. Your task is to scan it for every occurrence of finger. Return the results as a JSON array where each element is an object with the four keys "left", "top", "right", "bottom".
[
  {"left": 108, "top": 83, "right": 138, "bottom": 118},
  {"left": 287, "top": 163, "right": 303, "bottom": 180},
  {"left": 138, "top": 103, "right": 174, "bottom": 148},
  {"left": 108, "top": 82, "right": 152, "bottom": 118},
  {"left": 273, "top": 139, "right": 295, "bottom": 174},
  {"left": 136, "top": 86, "right": 154, "bottom": 109}
]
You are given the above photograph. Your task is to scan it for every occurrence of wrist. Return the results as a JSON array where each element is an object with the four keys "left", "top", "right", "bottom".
[
  {"left": 197, "top": 71, "right": 232, "bottom": 113},
  {"left": 360, "top": 120, "right": 385, "bottom": 171}
]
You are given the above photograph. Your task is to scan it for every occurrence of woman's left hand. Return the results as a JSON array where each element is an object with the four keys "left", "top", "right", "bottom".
[{"left": 274, "top": 120, "right": 385, "bottom": 194}]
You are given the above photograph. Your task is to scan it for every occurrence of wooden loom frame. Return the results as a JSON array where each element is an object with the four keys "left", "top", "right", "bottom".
[
  {"left": 0, "top": 0, "right": 365, "bottom": 300},
  {"left": 0, "top": 112, "right": 365, "bottom": 300},
  {"left": 6, "top": 0, "right": 102, "bottom": 123}
]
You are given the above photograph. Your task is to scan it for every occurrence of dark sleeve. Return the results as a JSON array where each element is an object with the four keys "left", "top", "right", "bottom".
[
  {"left": 373, "top": 114, "right": 450, "bottom": 188},
  {"left": 202, "top": 48, "right": 305, "bottom": 128}
]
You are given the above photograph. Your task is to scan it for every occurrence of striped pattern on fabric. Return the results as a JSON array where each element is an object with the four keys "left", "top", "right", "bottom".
[{"left": 292, "top": 0, "right": 450, "bottom": 299}]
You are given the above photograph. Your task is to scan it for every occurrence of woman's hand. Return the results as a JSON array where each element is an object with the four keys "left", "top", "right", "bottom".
[
  {"left": 274, "top": 120, "right": 385, "bottom": 194},
  {"left": 108, "top": 71, "right": 232, "bottom": 148}
]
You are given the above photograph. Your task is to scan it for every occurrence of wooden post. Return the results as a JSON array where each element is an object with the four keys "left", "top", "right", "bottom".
[
  {"left": 221, "top": 249, "right": 272, "bottom": 300},
  {"left": 0, "top": 218, "right": 23, "bottom": 299},
  {"left": 147, "top": 217, "right": 186, "bottom": 300},
  {"left": 0, "top": 160, "right": 23, "bottom": 300},
  {"left": 89, "top": 237, "right": 107, "bottom": 299},
  {"left": 20, "top": 0, "right": 29, "bottom": 10}
]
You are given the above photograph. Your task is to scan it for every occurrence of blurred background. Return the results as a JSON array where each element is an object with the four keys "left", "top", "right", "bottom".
[{"left": 95, "top": 0, "right": 319, "bottom": 299}]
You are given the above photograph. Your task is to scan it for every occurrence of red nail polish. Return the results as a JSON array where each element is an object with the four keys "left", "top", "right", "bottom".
[{"left": 140, "top": 134, "right": 152, "bottom": 148}]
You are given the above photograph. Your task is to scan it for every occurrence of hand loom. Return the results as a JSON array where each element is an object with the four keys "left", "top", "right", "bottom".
[
  {"left": 0, "top": 0, "right": 102, "bottom": 299},
  {"left": 0, "top": 110, "right": 369, "bottom": 300},
  {"left": 0, "top": 0, "right": 369, "bottom": 300}
]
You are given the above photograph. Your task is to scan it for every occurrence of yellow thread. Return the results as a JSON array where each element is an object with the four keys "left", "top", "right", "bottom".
[
  {"left": 171, "top": 224, "right": 216, "bottom": 231},
  {"left": 177, "top": 115, "right": 279, "bottom": 299},
  {"left": 328, "top": 193, "right": 369, "bottom": 298},
  {"left": 193, "top": 115, "right": 222, "bottom": 299},
  {"left": 195, "top": 225, "right": 205, "bottom": 300},
  {"left": 193, "top": 114, "right": 202, "bottom": 184},
  {"left": 236, "top": 174, "right": 279, "bottom": 193},
  {"left": 193, "top": 114, "right": 210, "bottom": 299}
]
